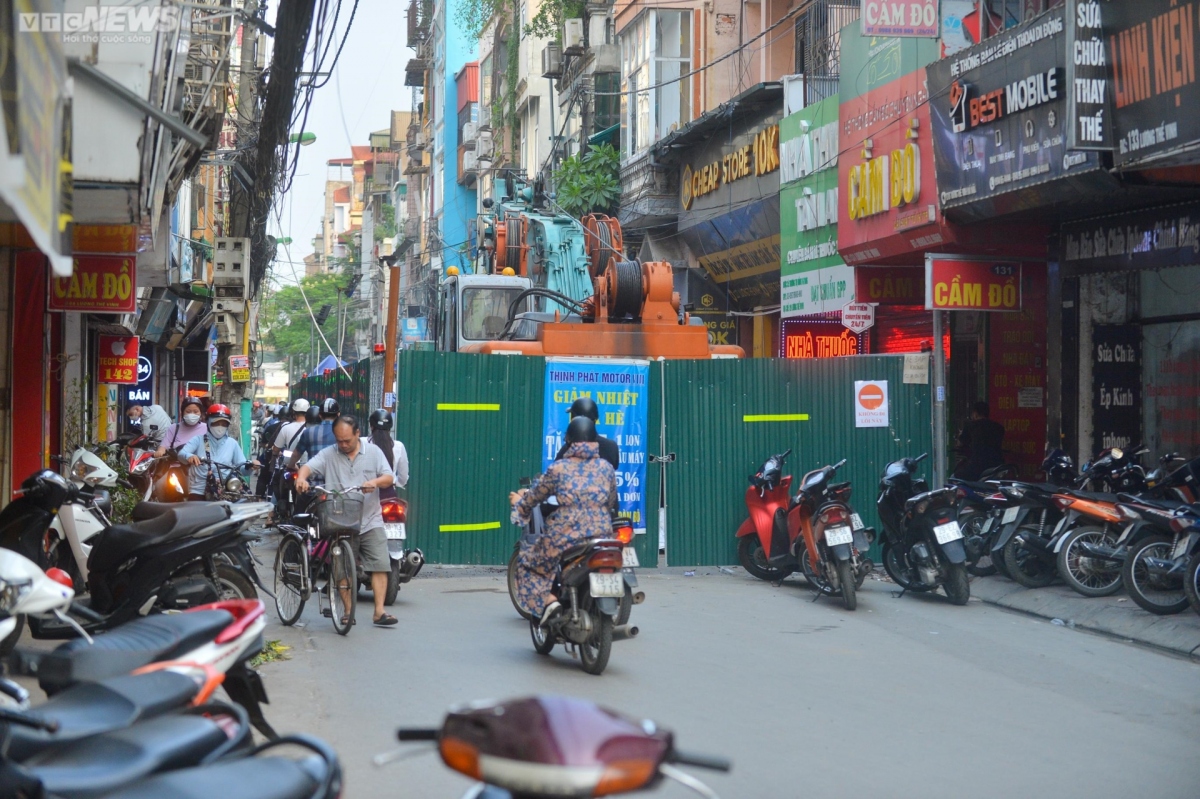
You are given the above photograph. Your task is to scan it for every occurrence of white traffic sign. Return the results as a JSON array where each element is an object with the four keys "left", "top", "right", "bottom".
[{"left": 842, "top": 302, "right": 875, "bottom": 334}]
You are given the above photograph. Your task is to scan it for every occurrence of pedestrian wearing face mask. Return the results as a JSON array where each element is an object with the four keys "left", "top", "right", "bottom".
[
  {"left": 178, "top": 404, "right": 253, "bottom": 500},
  {"left": 154, "top": 399, "right": 209, "bottom": 457}
]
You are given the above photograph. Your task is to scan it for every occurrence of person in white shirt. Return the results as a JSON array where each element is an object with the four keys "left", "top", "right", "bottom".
[
  {"left": 271, "top": 398, "right": 311, "bottom": 459},
  {"left": 367, "top": 408, "right": 409, "bottom": 491},
  {"left": 126, "top": 403, "right": 173, "bottom": 445}
]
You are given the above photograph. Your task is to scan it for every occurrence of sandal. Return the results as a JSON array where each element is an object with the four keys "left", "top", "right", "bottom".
[
  {"left": 340, "top": 614, "right": 356, "bottom": 626},
  {"left": 373, "top": 613, "right": 398, "bottom": 626}
]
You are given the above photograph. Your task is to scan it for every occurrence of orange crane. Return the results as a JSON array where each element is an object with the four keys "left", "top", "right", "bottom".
[{"left": 463, "top": 214, "right": 744, "bottom": 359}]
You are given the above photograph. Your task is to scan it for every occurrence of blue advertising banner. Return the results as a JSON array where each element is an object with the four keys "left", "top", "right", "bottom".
[{"left": 542, "top": 359, "right": 650, "bottom": 534}]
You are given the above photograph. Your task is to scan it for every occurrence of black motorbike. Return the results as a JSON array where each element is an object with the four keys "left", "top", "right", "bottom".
[
  {"left": 0, "top": 471, "right": 270, "bottom": 638},
  {"left": 876, "top": 454, "right": 970, "bottom": 605}
]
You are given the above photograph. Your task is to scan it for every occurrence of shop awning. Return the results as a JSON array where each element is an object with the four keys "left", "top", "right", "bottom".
[{"left": 587, "top": 124, "right": 619, "bottom": 147}]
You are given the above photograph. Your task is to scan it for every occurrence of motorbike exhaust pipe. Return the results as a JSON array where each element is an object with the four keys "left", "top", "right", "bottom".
[
  {"left": 614, "top": 625, "right": 639, "bottom": 640},
  {"left": 632, "top": 591, "right": 646, "bottom": 605}
]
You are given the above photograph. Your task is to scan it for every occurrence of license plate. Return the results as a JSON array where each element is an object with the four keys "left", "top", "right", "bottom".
[
  {"left": 934, "top": 521, "right": 963, "bottom": 544},
  {"left": 589, "top": 571, "right": 624, "bottom": 597},
  {"left": 825, "top": 526, "right": 853, "bottom": 546},
  {"left": 850, "top": 513, "right": 865, "bottom": 530},
  {"left": 1002, "top": 506, "right": 1020, "bottom": 524},
  {"left": 622, "top": 547, "right": 639, "bottom": 568},
  {"left": 384, "top": 523, "right": 406, "bottom": 540}
]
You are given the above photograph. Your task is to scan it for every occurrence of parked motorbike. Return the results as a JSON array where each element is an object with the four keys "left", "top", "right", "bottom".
[
  {"left": 1116, "top": 497, "right": 1199, "bottom": 615},
  {"left": 787, "top": 459, "right": 870, "bottom": 610},
  {"left": 1178, "top": 509, "right": 1200, "bottom": 617},
  {"left": 735, "top": 451, "right": 872, "bottom": 595},
  {"left": 378, "top": 695, "right": 731, "bottom": 799},
  {"left": 0, "top": 471, "right": 270, "bottom": 640},
  {"left": 876, "top": 454, "right": 970, "bottom": 604},
  {"left": 529, "top": 536, "right": 628, "bottom": 676}
]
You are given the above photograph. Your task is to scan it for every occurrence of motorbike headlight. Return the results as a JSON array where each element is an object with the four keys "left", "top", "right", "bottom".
[
  {"left": 130, "top": 459, "right": 151, "bottom": 475},
  {"left": 225, "top": 476, "right": 243, "bottom": 493},
  {"left": 72, "top": 461, "right": 97, "bottom": 481},
  {"left": 0, "top": 579, "right": 33, "bottom": 613}
]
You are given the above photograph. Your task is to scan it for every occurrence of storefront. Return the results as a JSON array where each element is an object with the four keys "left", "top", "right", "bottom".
[{"left": 648, "top": 84, "right": 784, "bottom": 357}]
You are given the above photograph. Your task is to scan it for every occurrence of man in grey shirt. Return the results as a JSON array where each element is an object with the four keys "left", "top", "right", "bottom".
[{"left": 295, "top": 415, "right": 398, "bottom": 626}]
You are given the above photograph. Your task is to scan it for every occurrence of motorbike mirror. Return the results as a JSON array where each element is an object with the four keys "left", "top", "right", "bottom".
[{"left": 435, "top": 696, "right": 671, "bottom": 796}]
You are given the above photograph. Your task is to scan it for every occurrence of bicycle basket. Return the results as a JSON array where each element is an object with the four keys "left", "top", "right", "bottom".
[{"left": 313, "top": 495, "right": 364, "bottom": 534}]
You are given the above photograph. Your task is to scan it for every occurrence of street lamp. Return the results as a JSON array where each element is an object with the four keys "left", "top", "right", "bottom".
[{"left": 288, "top": 132, "right": 317, "bottom": 146}]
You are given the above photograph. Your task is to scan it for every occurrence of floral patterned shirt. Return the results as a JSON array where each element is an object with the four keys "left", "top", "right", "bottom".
[{"left": 511, "top": 442, "right": 616, "bottom": 541}]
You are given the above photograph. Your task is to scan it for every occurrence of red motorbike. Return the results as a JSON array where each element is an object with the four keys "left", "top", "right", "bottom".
[{"left": 736, "top": 451, "right": 873, "bottom": 608}]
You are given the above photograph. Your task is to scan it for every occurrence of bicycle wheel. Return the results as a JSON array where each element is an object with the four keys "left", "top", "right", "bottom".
[
  {"left": 273, "top": 535, "right": 307, "bottom": 626},
  {"left": 329, "top": 537, "right": 357, "bottom": 635}
]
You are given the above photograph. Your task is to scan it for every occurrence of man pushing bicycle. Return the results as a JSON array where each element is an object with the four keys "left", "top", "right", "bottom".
[{"left": 294, "top": 414, "right": 398, "bottom": 626}]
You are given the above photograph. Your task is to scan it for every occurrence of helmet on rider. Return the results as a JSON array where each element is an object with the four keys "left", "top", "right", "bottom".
[
  {"left": 207, "top": 404, "right": 232, "bottom": 423},
  {"left": 567, "top": 397, "right": 600, "bottom": 422},
  {"left": 565, "top": 416, "right": 598, "bottom": 444},
  {"left": 291, "top": 398, "right": 311, "bottom": 419},
  {"left": 368, "top": 408, "right": 393, "bottom": 431},
  {"left": 304, "top": 405, "right": 322, "bottom": 425},
  {"left": 321, "top": 397, "right": 340, "bottom": 417}
]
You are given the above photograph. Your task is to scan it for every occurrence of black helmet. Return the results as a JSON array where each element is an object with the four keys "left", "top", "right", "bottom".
[
  {"left": 566, "top": 416, "right": 598, "bottom": 444},
  {"left": 305, "top": 406, "right": 321, "bottom": 425},
  {"left": 567, "top": 397, "right": 599, "bottom": 422},
  {"left": 321, "top": 397, "right": 340, "bottom": 416},
  {"left": 369, "top": 408, "right": 393, "bottom": 431}
]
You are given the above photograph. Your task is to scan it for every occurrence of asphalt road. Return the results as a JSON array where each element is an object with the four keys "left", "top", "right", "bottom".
[{"left": 256, "top": 566, "right": 1200, "bottom": 799}]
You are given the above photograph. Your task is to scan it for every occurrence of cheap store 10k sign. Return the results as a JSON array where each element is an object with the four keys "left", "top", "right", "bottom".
[{"left": 924, "top": 255, "right": 1022, "bottom": 311}]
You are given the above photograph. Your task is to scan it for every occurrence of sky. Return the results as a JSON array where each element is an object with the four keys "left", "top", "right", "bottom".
[{"left": 267, "top": 2, "right": 417, "bottom": 287}]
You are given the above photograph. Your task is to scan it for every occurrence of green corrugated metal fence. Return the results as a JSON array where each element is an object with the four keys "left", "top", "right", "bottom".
[
  {"left": 290, "top": 356, "right": 384, "bottom": 430},
  {"left": 661, "top": 355, "right": 932, "bottom": 566},
  {"left": 300, "top": 351, "right": 928, "bottom": 568}
]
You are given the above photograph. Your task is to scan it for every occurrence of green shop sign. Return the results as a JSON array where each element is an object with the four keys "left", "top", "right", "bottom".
[{"left": 779, "top": 94, "right": 854, "bottom": 318}]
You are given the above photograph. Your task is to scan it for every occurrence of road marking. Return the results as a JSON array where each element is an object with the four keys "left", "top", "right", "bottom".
[
  {"left": 439, "top": 521, "right": 502, "bottom": 532},
  {"left": 436, "top": 403, "right": 500, "bottom": 411},
  {"left": 742, "top": 413, "right": 810, "bottom": 422}
]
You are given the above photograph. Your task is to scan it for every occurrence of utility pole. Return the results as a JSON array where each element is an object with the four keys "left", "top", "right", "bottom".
[{"left": 382, "top": 253, "right": 401, "bottom": 411}]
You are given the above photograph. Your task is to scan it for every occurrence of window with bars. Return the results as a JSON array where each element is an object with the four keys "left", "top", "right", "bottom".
[{"left": 793, "top": 1, "right": 860, "bottom": 105}]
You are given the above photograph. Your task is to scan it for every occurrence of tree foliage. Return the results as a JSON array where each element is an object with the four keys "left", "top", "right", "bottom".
[
  {"left": 524, "top": 0, "right": 585, "bottom": 41},
  {"left": 552, "top": 143, "right": 620, "bottom": 217},
  {"left": 260, "top": 272, "right": 344, "bottom": 368}
]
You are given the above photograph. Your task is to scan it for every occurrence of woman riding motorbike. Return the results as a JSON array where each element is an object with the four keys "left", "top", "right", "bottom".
[{"left": 509, "top": 417, "right": 616, "bottom": 627}]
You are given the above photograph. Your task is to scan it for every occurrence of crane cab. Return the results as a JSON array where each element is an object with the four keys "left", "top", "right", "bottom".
[{"left": 434, "top": 273, "right": 536, "bottom": 353}]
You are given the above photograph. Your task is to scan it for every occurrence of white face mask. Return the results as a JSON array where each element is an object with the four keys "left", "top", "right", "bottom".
[
  {"left": 183, "top": 413, "right": 201, "bottom": 426},
  {"left": 210, "top": 425, "right": 229, "bottom": 440}
]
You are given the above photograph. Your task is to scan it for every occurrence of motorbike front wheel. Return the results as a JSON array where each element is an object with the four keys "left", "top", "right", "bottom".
[
  {"left": 882, "top": 542, "right": 917, "bottom": 590},
  {"left": 1184, "top": 551, "right": 1200, "bottom": 618},
  {"left": 1056, "top": 526, "right": 1123, "bottom": 597},
  {"left": 508, "top": 545, "right": 534, "bottom": 620},
  {"left": 1123, "top": 536, "right": 1188, "bottom": 615},
  {"left": 835, "top": 559, "right": 857, "bottom": 611},
  {"left": 737, "top": 534, "right": 794, "bottom": 582},
  {"left": 1003, "top": 526, "right": 1058, "bottom": 588}
]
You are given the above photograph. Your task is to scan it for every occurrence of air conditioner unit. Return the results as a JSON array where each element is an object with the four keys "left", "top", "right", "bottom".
[
  {"left": 542, "top": 43, "right": 563, "bottom": 78},
  {"left": 464, "top": 121, "right": 478, "bottom": 142},
  {"left": 477, "top": 130, "right": 494, "bottom": 158},
  {"left": 463, "top": 151, "right": 478, "bottom": 172},
  {"left": 480, "top": 105, "right": 492, "bottom": 130},
  {"left": 563, "top": 18, "right": 584, "bottom": 53}
]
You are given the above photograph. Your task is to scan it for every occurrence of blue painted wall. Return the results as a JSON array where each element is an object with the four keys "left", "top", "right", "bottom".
[{"left": 438, "top": 0, "right": 476, "bottom": 272}]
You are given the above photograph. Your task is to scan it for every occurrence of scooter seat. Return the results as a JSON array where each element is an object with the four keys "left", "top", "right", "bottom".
[
  {"left": 904, "top": 487, "right": 957, "bottom": 512},
  {"left": 25, "top": 713, "right": 229, "bottom": 799},
  {"left": 8, "top": 671, "right": 198, "bottom": 762},
  {"left": 129, "top": 501, "right": 187, "bottom": 521},
  {"left": 948, "top": 478, "right": 993, "bottom": 492},
  {"left": 1060, "top": 488, "right": 1121, "bottom": 503},
  {"left": 88, "top": 503, "right": 231, "bottom": 574},
  {"left": 558, "top": 538, "right": 621, "bottom": 564},
  {"left": 98, "top": 755, "right": 326, "bottom": 799},
  {"left": 36, "top": 610, "right": 235, "bottom": 696}
]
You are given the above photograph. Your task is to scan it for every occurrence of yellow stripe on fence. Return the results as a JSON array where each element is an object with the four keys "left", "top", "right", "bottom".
[
  {"left": 436, "top": 403, "right": 501, "bottom": 411},
  {"left": 742, "top": 414, "right": 811, "bottom": 423},
  {"left": 438, "top": 521, "right": 503, "bottom": 532}
]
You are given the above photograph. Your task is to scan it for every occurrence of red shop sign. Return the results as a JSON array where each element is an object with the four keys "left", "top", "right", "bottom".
[
  {"left": 781, "top": 318, "right": 869, "bottom": 359},
  {"left": 925, "top": 256, "right": 1022, "bottom": 311},
  {"left": 98, "top": 335, "right": 140, "bottom": 384},
  {"left": 49, "top": 256, "right": 137, "bottom": 313},
  {"left": 854, "top": 266, "right": 926, "bottom": 305}
]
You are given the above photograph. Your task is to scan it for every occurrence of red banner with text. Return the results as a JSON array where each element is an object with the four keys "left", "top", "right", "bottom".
[{"left": 925, "top": 258, "right": 1022, "bottom": 311}]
